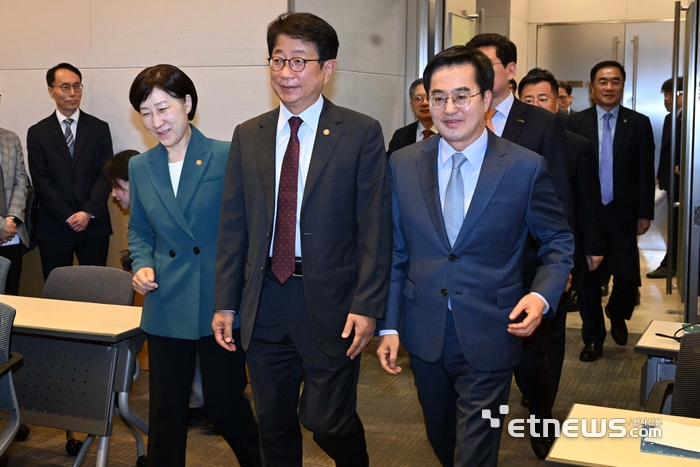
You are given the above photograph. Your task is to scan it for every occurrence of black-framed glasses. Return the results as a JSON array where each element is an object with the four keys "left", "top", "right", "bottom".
[
  {"left": 522, "top": 96, "right": 552, "bottom": 105},
  {"left": 429, "top": 91, "right": 481, "bottom": 110},
  {"left": 51, "top": 84, "right": 83, "bottom": 93},
  {"left": 655, "top": 323, "right": 700, "bottom": 342},
  {"left": 268, "top": 57, "right": 322, "bottom": 72}
]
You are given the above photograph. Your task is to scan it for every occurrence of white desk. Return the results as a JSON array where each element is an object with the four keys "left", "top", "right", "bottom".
[
  {"left": 0, "top": 294, "right": 146, "bottom": 467},
  {"left": 634, "top": 320, "right": 683, "bottom": 407},
  {"left": 546, "top": 404, "right": 700, "bottom": 466}
]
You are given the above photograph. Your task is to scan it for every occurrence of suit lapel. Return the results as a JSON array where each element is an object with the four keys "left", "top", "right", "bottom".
[
  {"left": 302, "top": 101, "right": 341, "bottom": 210},
  {"left": 47, "top": 115, "right": 73, "bottom": 165},
  {"left": 584, "top": 108, "right": 600, "bottom": 156},
  {"left": 253, "top": 109, "right": 279, "bottom": 225},
  {"left": 174, "top": 126, "right": 210, "bottom": 216},
  {"left": 501, "top": 99, "right": 527, "bottom": 142},
  {"left": 453, "top": 133, "right": 508, "bottom": 246},
  {"left": 416, "top": 137, "right": 450, "bottom": 248},
  {"left": 613, "top": 106, "right": 630, "bottom": 158},
  {"left": 145, "top": 145, "right": 195, "bottom": 240}
]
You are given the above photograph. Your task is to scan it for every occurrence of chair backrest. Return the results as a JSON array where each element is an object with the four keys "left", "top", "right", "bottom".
[
  {"left": 670, "top": 330, "right": 700, "bottom": 418},
  {"left": 0, "top": 302, "right": 16, "bottom": 411},
  {"left": 0, "top": 257, "right": 11, "bottom": 295},
  {"left": 42, "top": 266, "right": 134, "bottom": 306}
]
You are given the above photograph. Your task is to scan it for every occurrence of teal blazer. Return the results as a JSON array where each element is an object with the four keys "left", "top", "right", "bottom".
[{"left": 128, "top": 125, "right": 233, "bottom": 339}]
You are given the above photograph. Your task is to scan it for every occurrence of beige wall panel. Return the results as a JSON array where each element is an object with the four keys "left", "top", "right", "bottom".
[
  {"left": 89, "top": 66, "right": 274, "bottom": 156},
  {"left": 0, "top": 0, "right": 91, "bottom": 70},
  {"left": 325, "top": 71, "right": 405, "bottom": 145},
  {"left": 90, "top": 0, "right": 287, "bottom": 68},
  {"left": 626, "top": 0, "right": 683, "bottom": 21},
  {"left": 511, "top": 0, "right": 529, "bottom": 22},
  {"left": 295, "top": 0, "right": 406, "bottom": 76},
  {"left": 509, "top": 17, "right": 529, "bottom": 83},
  {"left": 527, "top": 0, "right": 680, "bottom": 24}
]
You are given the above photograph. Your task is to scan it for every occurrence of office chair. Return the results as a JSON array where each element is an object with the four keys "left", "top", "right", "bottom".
[
  {"left": 644, "top": 329, "right": 700, "bottom": 418},
  {"left": 0, "top": 302, "right": 24, "bottom": 467},
  {"left": 42, "top": 266, "right": 146, "bottom": 466},
  {"left": 0, "top": 257, "right": 10, "bottom": 295}
]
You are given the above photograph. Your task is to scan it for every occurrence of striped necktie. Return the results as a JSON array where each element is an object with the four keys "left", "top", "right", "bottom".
[{"left": 64, "top": 118, "right": 75, "bottom": 156}]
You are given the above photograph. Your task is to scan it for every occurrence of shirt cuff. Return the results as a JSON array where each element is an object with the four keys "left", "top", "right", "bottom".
[
  {"left": 217, "top": 309, "right": 237, "bottom": 315},
  {"left": 378, "top": 329, "right": 398, "bottom": 336},
  {"left": 530, "top": 292, "right": 551, "bottom": 318}
]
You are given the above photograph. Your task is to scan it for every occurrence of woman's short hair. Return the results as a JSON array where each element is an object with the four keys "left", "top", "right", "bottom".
[
  {"left": 104, "top": 149, "right": 139, "bottom": 188},
  {"left": 129, "top": 64, "right": 198, "bottom": 120}
]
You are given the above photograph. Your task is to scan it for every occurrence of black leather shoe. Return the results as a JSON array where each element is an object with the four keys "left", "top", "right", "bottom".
[
  {"left": 530, "top": 436, "right": 554, "bottom": 460},
  {"left": 646, "top": 266, "right": 668, "bottom": 279},
  {"left": 579, "top": 343, "right": 603, "bottom": 362},
  {"left": 605, "top": 307, "right": 628, "bottom": 345}
]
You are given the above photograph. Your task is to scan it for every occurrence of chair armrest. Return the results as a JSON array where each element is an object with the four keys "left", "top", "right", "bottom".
[
  {"left": 0, "top": 352, "right": 23, "bottom": 378},
  {"left": 644, "top": 379, "right": 674, "bottom": 413}
]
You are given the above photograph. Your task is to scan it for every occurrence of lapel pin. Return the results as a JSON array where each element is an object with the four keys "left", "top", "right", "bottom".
[
  {"left": 517, "top": 119, "right": 525, "bottom": 123},
  {"left": 323, "top": 129, "right": 330, "bottom": 136},
  {"left": 624, "top": 119, "right": 627, "bottom": 123},
  {"left": 196, "top": 159, "right": 202, "bottom": 166}
]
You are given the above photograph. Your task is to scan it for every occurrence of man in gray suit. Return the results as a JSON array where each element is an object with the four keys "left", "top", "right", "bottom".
[
  {"left": 376, "top": 46, "right": 574, "bottom": 467},
  {"left": 213, "top": 12, "right": 391, "bottom": 466},
  {"left": 0, "top": 117, "right": 29, "bottom": 294}
]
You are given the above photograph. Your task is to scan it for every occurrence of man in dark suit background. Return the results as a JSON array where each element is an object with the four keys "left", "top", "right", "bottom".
[
  {"left": 647, "top": 77, "right": 683, "bottom": 279},
  {"left": 387, "top": 78, "right": 437, "bottom": 155},
  {"left": 557, "top": 81, "right": 577, "bottom": 121},
  {"left": 213, "top": 12, "right": 391, "bottom": 467},
  {"left": 27, "top": 63, "right": 113, "bottom": 280},
  {"left": 465, "top": 33, "right": 571, "bottom": 458},
  {"left": 566, "top": 60, "right": 655, "bottom": 359},
  {"left": 376, "top": 46, "right": 573, "bottom": 467}
]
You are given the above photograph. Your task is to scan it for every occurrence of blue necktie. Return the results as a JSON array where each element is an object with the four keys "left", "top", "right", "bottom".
[
  {"left": 444, "top": 153, "right": 467, "bottom": 247},
  {"left": 600, "top": 112, "right": 614, "bottom": 205},
  {"left": 64, "top": 118, "right": 74, "bottom": 157}
]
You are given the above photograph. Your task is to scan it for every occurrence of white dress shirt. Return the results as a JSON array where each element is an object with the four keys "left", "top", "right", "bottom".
[
  {"left": 56, "top": 108, "right": 80, "bottom": 141},
  {"left": 490, "top": 92, "right": 515, "bottom": 137}
]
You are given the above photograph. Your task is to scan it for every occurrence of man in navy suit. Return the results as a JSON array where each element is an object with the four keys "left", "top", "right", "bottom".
[
  {"left": 566, "top": 61, "right": 655, "bottom": 358},
  {"left": 387, "top": 78, "right": 437, "bottom": 155},
  {"left": 213, "top": 12, "right": 391, "bottom": 467},
  {"left": 376, "top": 46, "right": 574, "bottom": 467},
  {"left": 27, "top": 63, "right": 113, "bottom": 280}
]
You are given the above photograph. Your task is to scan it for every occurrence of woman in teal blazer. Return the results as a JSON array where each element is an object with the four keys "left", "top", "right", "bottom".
[{"left": 127, "top": 64, "right": 260, "bottom": 467}]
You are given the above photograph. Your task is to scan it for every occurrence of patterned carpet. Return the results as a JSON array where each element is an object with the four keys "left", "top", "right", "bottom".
[{"left": 0, "top": 327, "right": 646, "bottom": 466}]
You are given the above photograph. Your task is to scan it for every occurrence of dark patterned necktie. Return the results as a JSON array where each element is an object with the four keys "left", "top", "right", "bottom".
[
  {"left": 271, "top": 116, "right": 303, "bottom": 284},
  {"left": 600, "top": 112, "right": 614, "bottom": 205},
  {"left": 64, "top": 118, "right": 75, "bottom": 156},
  {"left": 422, "top": 129, "right": 433, "bottom": 140},
  {"left": 485, "top": 109, "right": 496, "bottom": 132}
]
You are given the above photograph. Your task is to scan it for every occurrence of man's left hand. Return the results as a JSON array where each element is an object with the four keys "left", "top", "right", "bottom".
[
  {"left": 637, "top": 218, "right": 651, "bottom": 236},
  {"left": 342, "top": 313, "right": 376, "bottom": 359},
  {"left": 507, "top": 293, "right": 545, "bottom": 337},
  {"left": 68, "top": 211, "right": 91, "bottom": 232}
]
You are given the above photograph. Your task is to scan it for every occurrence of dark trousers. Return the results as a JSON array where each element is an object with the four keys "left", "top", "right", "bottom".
[
  {"left": 410, "top": 310, "right": 512, "bottom": 467},
  {"left": 579, "top": 203, "right": 640, "bottom": 346},
  {"left": 660, "top": 205, "right": 679, "bottom": 270},
  {"left": 0, "top": 244, "right": 22, "bottom": 295},
  {"left": 245, "top": 271, "right": 368, "bottom": 467},
  {"left": 147, "top": 333, "right": 261, "bottom": 467},
  {"left": 38, "top": 235, "right": 109, "bottom": 281}
]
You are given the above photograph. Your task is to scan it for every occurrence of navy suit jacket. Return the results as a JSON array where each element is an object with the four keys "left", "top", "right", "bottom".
[
  {"left": 214, "top": 98, "right": 391, "bottom": 357},
  {"left": 657, "top": 112, "right": 681, "bottom": 200},
  {"left": 566, "top": 105, "right": 655, "bottom": 223},
  {"left": 387, "top": 121, "right": 419, "bottom": 156},
  {"left": 380, "top": 133, "right": 574, "bottom": 371},
  {"left": 27, "top": 111, "right": 113, "bottom": 241}
]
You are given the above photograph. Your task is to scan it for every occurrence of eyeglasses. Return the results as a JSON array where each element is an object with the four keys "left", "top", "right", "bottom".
[
  {"left": 522, "top": 96, "right": 552, "bottom": 105},
  {"left": 51, "top": 84, "right": 83, "bottom": 93},
  {"left": 411, "top": 95, "right": 427, "bottom": 103},
  {"left": 268, "top": 57, "right": 322, "bottom": 72},
  {"left": 429, "top": 91, "right": 481, "bottom": 110}
]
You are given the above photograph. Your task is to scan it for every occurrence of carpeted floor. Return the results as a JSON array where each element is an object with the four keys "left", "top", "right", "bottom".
[{"left": 0, "top": 327, "right": 647, "bottom": 466}]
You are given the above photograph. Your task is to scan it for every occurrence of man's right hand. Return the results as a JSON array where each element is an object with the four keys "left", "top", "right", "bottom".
[
  {"left": 213, "top": 311, "right": 236, "bottom": 352},
  {"left": 0, "top": 217, "right": 17, "bottom": 243},
  {"left": 132, "top": 267, "right": 158, "bottom": 296},
  {"left": 376, "top": 334, "right": 402, "bottom": 375}
]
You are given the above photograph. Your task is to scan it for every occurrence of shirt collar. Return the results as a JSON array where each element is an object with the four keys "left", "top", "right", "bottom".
[
  {"left": 278, "top": 95, "right": 324, "bottom": 133},
  {"left": 439, "top": 128, "right": 488, "bottom": 168},
  {"left": 417, "top": 121, "right": 438, "bottom": 134},
  {"left": 494, "top": 92, "right": 515, "bottom": 118},
  {"left": 56, "top": 108, "right": 80, "bottom": 125},
  {"left": 596, "top": 105, "right": 620, "bottom": 120}
]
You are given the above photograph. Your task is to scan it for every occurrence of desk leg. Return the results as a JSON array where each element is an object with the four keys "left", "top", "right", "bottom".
[
  {"left": 95, "top": 435, "right": 110, "bottom": 467},
  {"left": 72, "top": 435, "right": 95, "bottom": 467},
  {"left": 117, "top": 391, "right": 149, "bottom": 435}
]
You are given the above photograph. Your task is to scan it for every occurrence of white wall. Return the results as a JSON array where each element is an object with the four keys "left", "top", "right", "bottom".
[{"left": 527, "top": 0, "right": 687, "bottom": 23}]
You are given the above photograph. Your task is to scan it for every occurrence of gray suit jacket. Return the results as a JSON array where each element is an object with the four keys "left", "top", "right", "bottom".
[
  {"left": 0, "top": 127, "right": 29, "bottom": 246},
  {"left": 214, "top": 98, "right": 391, "bottom": 357},
  {"left": 379, "top": 133, "right": 574, "bottom": 371}
]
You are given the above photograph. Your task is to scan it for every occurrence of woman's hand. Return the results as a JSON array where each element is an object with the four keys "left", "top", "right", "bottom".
[{"left": 133, "top": 267, "right": 158, "bottom": 295}]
